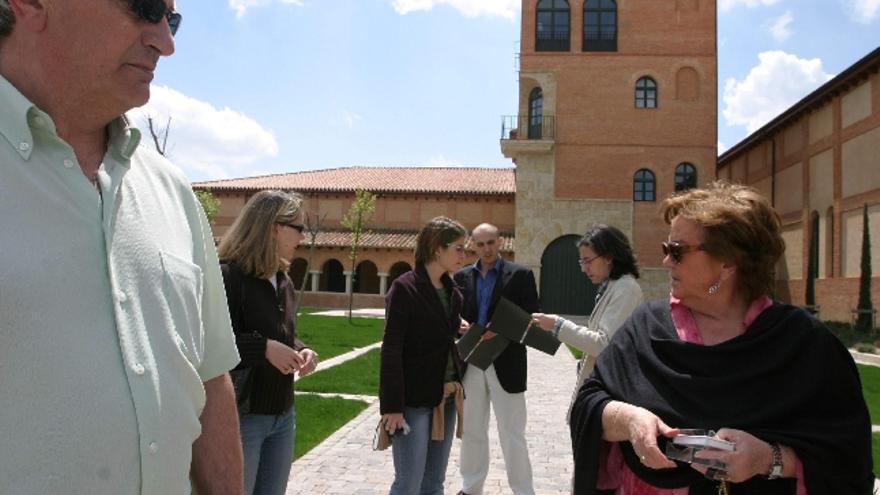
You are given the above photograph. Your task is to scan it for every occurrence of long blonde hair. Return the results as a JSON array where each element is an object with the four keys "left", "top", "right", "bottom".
[{"left": 218, "top": 190, "right": 304, "bottom": 278}]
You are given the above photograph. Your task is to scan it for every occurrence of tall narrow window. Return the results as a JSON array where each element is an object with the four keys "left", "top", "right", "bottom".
[
  {"left": 528, "top": 87, "right": 544, "bottom": 139},
  {"left": 633, "top": 169, "right": 656, "bottom": 201},
  {"left": 584, "top": 0, "right": 617, "bottom": 51},
  {"left": 635, "top": 77, "right": 657, "bottom": 108},
  {"left": 536, "top": 0, "right": 570, "bottom": 52},
  {"left": 674, "top": 163, "right": 697, "bottom": 191}
]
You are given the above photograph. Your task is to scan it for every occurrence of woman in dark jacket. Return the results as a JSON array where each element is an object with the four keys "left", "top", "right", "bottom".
[
  {"left": 380, "top": 216, "right": 469, "bottom": 495},
  {"left": 218, "top": 190, "right": 318, "bottom": 495}
]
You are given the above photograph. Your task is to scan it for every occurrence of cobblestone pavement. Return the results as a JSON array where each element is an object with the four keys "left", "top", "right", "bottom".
[{"left": 286, "top": 346, "right": 578, "bottom": 494}]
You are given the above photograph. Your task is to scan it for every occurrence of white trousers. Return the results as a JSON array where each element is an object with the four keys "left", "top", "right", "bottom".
[{"left": 459, "top": 364, "right": 534, "bottom": 495}]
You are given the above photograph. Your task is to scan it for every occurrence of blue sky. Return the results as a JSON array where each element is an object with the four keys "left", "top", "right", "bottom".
[{"left": 133, "top": 0, "right": 880, "bottom": 182}]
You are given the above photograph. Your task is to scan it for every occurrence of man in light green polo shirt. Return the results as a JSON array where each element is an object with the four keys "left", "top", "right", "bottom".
[{"left": 0, "top": 1, "right": 243, "bottom": 493}]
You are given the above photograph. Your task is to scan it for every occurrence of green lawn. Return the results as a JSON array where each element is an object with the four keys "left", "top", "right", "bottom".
[
  {"left": 296, "top": 348, "right": 381, "bottom": 396},
  {"left": 873, "top": 433, "right": 880, "bottom": 479},
  {"left": 295, "top": 312, "right": 384, "bottom": 360},
  {"left": 859, "top": 364, "right": 880, "bottom": 425},
  {"left": 293, "top": 393, "right": 369, "bottom": 460}
]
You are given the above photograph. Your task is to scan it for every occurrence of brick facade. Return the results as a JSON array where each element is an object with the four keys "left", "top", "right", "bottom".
[
  {"left": 504, "top": 0, "right": 717, "bottom": 304},
  {"left": 718, "top": 48, "right": 880, "bottom": 322}
]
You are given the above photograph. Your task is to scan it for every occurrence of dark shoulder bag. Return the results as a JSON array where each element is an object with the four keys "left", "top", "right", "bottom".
[{"left": 227, "top": 262, "right": 258, "bottom": 414}]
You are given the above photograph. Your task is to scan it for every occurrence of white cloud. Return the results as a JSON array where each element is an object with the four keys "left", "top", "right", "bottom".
[
  {"left": 718, "top": 141, "right": 728, "bottom": 155},
  {"left": 845, "top": 0, "right": 880, "bottom": 23},
  {"left": 129, "top": 85, "right": 279, "bottom": 180},
  {"left": 767, "top": 11, "right": 793, "bottom": 42},
  {"left": 228, "top": 0, "right": 303, "bottom": 19},
  {"left": 723, "top": 51, "right": 834, "bottom": 133},
  {"left": 342, "top": 110, "right": 362, "bottom": 129},
  {"left": 391, "top": 0, "right": 518, "bottom": 19},
  {"left": 426, "top": 154, "right": 465, "bottom": 167},
  {"left": 719, "top": 0, "right": 780, "bottom": 11}
]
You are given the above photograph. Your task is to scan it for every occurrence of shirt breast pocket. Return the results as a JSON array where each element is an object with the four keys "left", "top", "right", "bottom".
[{"left": 159, "top": 250, "right": 205, "bottom": 368}]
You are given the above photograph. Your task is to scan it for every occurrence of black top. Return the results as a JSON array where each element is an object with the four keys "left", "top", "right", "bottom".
[
  {"left": 379, "top": 263, "right": 463, "bottom": 414},
  {"left": 221, "top": 261, "right": 307, "bottom": 415},
  {"left": 454, "top": 259, "right": 540, "bottom": 393},
  {"left": 570, "top": 300, "right": 875, "bottom": 495}
]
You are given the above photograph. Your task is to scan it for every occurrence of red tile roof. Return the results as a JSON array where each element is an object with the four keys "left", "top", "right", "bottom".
[
  {"left": 220, "top": 229, "right": 515, "bottom": 252},
  {"left": 194, "top": 166, "right": 515, "bottom": 196}
]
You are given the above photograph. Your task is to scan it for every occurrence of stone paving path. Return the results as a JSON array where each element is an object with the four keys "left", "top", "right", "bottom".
[
  {"left": 286, "top": 346, "right": 577, "bottom": 494},
  {"left": 287, "top": 311, "right": 880, "bottom": 494}
]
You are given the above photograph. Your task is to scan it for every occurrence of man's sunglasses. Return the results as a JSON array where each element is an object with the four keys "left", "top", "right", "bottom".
[
  {"left": 279, "top": 222, "right": 305, "bottom": 234},
  {"left": 661, "top": 241, "right": 704, "bottom": 264},
  {"left": 126, "top": 0, "right": 182, "bottom": 36}
]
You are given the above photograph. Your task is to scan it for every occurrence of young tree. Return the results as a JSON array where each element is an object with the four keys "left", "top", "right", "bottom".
[
  {"left": 293, "top": 211, "right": 327, "bottom": 320},
  {"left": 855, "top": 204, "right": 874, "bottom": 332},
  {"left": 194, "top": 190, "right": 221, "bottom": 224},
  {"left": 340, "top": 189, "right": 377, "bottom": 322},
  {"left": 146, "top": 115, "right": 173, "bottom": 157},
  {"left": 144, "top": 114, "right": 220, "bottom": 224}
]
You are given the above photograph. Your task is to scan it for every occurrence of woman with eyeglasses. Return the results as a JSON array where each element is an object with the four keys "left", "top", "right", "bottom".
[
  {"left": 531, "top": 224, "right": 643, "bottom": 422},
  {"left": 218, "top": 190, "right": 318, "bottom": 495},
  {"left": 380, "top": 216, "right": 469, "bottom": 494},
  {"left": 569, "top": 181, "right": 874, "bottom": 495}
]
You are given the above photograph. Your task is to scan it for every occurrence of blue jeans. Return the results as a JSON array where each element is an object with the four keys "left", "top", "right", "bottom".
[
  {"left": 389, "top": 397, "right": 456, "bottom": 495},
  {"left": 240, "top": 407, "right": 295, "bottom": 495}
]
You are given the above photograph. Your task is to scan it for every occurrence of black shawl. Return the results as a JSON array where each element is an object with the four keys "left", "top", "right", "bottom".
[{"left": 570, "top": 300, "right": 875, "bottom": 495}]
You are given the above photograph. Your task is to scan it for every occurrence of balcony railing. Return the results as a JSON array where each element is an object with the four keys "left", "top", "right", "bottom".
[{"left": 500, "top": 115, "right": 556, "bottom": 140}]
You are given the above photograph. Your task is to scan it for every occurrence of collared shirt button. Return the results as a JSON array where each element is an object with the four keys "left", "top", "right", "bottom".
[
  {"left": 133, "top": 363, "right": 145, "bottom": 375},
  {"left": 148, "top": 442, "right": 158, "bottom": 454},
  {"left": 18, "top": 142, "right": 30, "bottom": 151},
  {"left": 63, "top": 159, "right": 74, "bottom": 168}
]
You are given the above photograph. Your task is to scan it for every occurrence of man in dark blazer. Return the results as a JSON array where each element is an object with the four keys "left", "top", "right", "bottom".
[{"left": 454, "top": 223, "right": 539, "bottom": 495}]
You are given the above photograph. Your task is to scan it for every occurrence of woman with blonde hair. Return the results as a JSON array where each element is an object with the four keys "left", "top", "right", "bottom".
[{"left": 218, "top": 190, "right": 319, "bottom": 495}]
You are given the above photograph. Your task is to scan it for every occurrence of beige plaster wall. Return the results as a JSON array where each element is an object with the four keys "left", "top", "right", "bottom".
[
  {"left": 774, "top": 163, "right": 803, "bottom": 215},
  {"left": 809, "top": 105, "right": 833, "bottom": 144},
  {"left": 842, "top": 125, "right": 880, "bottom": 198},
  {"left": 754, "top": 176, "right": 772, "bottom": 203},
  {"left": 809, "top": 149, "right": 834, "bottom": 211},
  {"left": 841, "top": 79, "right": 872, "bottom": 129},
  {"left": 419, "top": 201, "right": 449, "bottom": 224},
  {"left": 779, "top": 225, "right": 803, "bottom": 280},
  {"left": 783, "top": 120, "right": 805, "bottom": 157}
]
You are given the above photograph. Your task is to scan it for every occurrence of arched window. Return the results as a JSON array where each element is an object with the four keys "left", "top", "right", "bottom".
[
  {"left": 583, "top": 0, "right": 617, "bottom": 52},
  {"left": 388, "top": 261, "right": 412, "bottom": 287},
  {"left": 319, "top": 259, "right": 345, "bottom": 293},
  {"left": 289, "top": 258, "right": 309, "bottom": 290},
  {"left": 354, "top": 260, "right": 380, "bottom": 294},
  {"left": 528, "top": 87, "right": 544, "bottom": 139},
  {"left": 635, "top": 76, "right": 657, "bottom": 108},
  {"left": 674, "top": 162, "right": 697, "bottom": 191},
  {"left": 536, "top": 0, "right": 570, "bottom": 52},
  {"left": 633, "top": 169, "right": 656, "bottom": 201}
]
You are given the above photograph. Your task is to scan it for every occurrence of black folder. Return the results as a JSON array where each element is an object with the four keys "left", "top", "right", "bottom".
[
  {"left": 488, "top": 297, "right": 561, "bottom": 355},
  {"left": 456, "top": 323, "right": 510, "bottom": 370}
]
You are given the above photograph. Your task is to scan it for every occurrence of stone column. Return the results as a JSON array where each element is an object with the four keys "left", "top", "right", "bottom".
[
  {"left": 344, "top": 271, "right": 353, "bottom": 294},
  {"left": 378, "top": 272, "right": 389, "bottom": 296},
  {"left": 309, "top": 270, "right": 321, "bottom": 292}
]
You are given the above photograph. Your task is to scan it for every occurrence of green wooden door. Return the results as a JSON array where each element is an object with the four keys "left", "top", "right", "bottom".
[{"left": 540, "top": 235, "right": 596, "bottom": 316}]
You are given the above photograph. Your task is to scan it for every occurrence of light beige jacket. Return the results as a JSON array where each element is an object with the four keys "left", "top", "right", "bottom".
[{"left": 557, "top": 274, "right": 643, "bottom": 422}]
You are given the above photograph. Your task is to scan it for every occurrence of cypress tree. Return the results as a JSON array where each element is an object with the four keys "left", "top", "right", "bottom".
[{"left": 855, "top": 204, "right": 874, "bottom": 332}]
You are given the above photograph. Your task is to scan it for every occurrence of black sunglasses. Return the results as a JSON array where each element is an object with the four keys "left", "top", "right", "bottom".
[
  {"left": 279, "top": 222, "right": 305, "bottom": 234},
  {"left": 126, "top": 0, "right": 182, "bottom": 36},
  {"left": 661, "top": 241, "right": 704, "bottom": 264}
]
